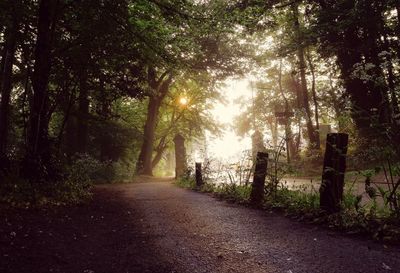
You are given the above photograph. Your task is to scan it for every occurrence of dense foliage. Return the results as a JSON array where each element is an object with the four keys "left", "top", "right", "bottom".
[{"left": 0, "top": 0, "right": 271, "bottom": 203}]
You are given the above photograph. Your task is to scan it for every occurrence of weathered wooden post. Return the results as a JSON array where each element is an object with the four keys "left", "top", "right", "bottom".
[
  {"left": 251, "top": 130, "right": 266, "bottom": 164},
  {"left": 174, "top": 134, "right": 187, "bottom": 178},
  {"left": 319, "top": 133, "right": 349, "bottom": 213},
  {"left": 195, "top": 162, "right": 203, "bottom": 187},
  {"left": 250, "top": 152, "right": 269, "bottom": 206},
  {"left": 165, "top": 151, "right": 175, "bottom": 177}
]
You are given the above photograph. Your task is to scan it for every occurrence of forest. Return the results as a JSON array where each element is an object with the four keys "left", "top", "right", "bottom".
[
  {"left": 0, "top": 0, "right": 400, "bottom": 204},
  {"left": 1, "top": 0, "right": 399, "bottom": 202},
  {"left": 1, "top": 0, "right": 400, "bottom": 272}
]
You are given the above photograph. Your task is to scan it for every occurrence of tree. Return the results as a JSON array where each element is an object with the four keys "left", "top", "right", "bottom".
[
  {"left": 22, "top": 0, "right": 59, "bottom": 182},
  {"left": 136, "top": 68, "right": 173, "bottom": 175},
  {"left": 291, "top": 2, "right": 320, "bottom": 149},
  {"left": 312, "top": 0, "right": 399, "bottom": 139},
  {"left": 0, "top": 0, "right": 23, "bottom": 169},
  {"left": 151, "top": 73, "right": 222, "bottom": 171},
  {"left": 133, "top": 0, "right": 257, "bottom": 175}
]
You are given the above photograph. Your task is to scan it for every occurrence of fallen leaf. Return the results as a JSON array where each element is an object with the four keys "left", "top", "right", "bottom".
[{"left": 382, "top": 262, "right": 391, "bottom": 270}]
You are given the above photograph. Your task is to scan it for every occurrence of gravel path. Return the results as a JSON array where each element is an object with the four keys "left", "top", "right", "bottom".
[{"left": 1, "top": 177, "right": 400, "bottom": 273}]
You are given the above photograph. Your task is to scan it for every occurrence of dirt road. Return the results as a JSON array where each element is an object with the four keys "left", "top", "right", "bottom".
[{"left": 1, "top": 177, "right": 400, "bottom": 273}]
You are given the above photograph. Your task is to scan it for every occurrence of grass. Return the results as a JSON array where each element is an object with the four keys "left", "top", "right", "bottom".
[{"left": 175, "top": 177, "right": 400, "bottom": 244}]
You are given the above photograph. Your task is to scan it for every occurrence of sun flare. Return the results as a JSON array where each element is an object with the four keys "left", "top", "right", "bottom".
[
  {"left": 206, "top": 78, "right": 252, "bottom": 162},
  {"left": 179, "top": 97, "right": 188, "bottom": 106}
]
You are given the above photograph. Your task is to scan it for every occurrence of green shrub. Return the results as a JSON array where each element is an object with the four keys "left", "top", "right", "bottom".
[
  {"left": 214, "top": 183, "right": 252, "bottom": 202},
  {"left": 175, "top": 176, "right": 196, "bottom": 189},
  {"left": 0, "top": 155, "right": 98, "bottom": 207},
  {"left": 0, "top": 172, "right": 35, "bottom": 207}
]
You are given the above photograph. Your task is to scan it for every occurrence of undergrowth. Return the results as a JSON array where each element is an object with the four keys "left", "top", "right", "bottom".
[
  {"left": 0, "top": 154, "right": 135, "bottom": 208},
  {"left": 0, "top": 157, "right": 93, "bottom": 208},
  {"left": 176, "top": 177, "right": 400, "bottom": 244}
]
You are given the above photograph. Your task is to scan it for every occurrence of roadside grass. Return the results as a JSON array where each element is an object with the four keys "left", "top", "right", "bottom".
[{"left": 175, "top": 177, "right": 400, "bottom": 244}]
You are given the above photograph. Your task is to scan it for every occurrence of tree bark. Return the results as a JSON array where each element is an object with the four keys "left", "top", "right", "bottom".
[
  {"left": 318, "top": 0, "right": 387, "bottom": 137},
  {"left": 250, "top": 152, "right": 268, "bottom": 206},
  {"left": 319, "top": 133, "right": 348, "bottom": 213},
  {"left": 24, "top": 0, "right": 58, "bottom": 180},
  {"left": 292, "top": 3, "right": 319, "bottom": 149},
  {"left": 383, "top": 33, "right": 399, "bottom": 115},
  {"left": 173, "top": 133, "right": 187, "bottom": 178},
  {"left": 137, "top": 96, "right": 161, "bottom": 175},
  {"left": 395, "top": 2, "right": 400, "bottom": 60},
  {"left": 362, "top": 0, "right": 390, "bottom": 124},
  {"left": 20, "top": 21, "right": 33, "bottom": 148},
  {"left": 151, "top": 105, "right": 187, "bottom": 170},
  {"left": 57, "top": 89, "right": 75, "bottom": 152},
  {"left": 328, "top": 75, "right": 345, "bottom": 131},
  {"left": 306, "top": 50, "right": 320, "bottom": 144},
  {"left": 99, "top": 86, "right": 114, "bottom": 162},
  {"left": 151, "top": 135, "right": 168, "bottom": 169},
  {"left": 336, "top": 28, "right": 369, "bottom": 132},
  {"left": 0, "top": 19, "right": 19, "bottom": 159},
  {"left": 76, "top": 65, "right": 89, "bottom": 154},
  {"left": 136, "top": 68, "right": 172, "bottom": 175},
  {"left": 278, "top": 59, "right": 297, "bottom": 162}
]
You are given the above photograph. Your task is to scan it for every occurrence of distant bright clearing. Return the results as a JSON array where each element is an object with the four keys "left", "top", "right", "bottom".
[{"left": 207, "top": 78, "right": 252, "bottom": 162}]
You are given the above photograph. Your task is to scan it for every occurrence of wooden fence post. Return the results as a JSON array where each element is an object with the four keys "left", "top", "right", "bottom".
[
  {"left": 250, "top": 152, "right": 268, "bottom": 206},
  {"left": 174, "top": 134, "right": 187, "bottom": 178},
  {"left": 319, "top": 133, "right": 349, "bottom": 213},
  {"left": 251, "top": 130, "right": 266, "bottom": 164},
  {"left": 195, "top": 162, "right": 203, "bottom": 187}
]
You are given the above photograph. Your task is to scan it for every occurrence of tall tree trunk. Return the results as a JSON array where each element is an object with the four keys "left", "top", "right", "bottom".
[
  {"left": 362, "top": 0, "right": 391, "bottom": 124},
  {"left": 173, "top": 134, "right": 187, "bottom": 178},
  {"left": 0, "top": 19, "right": 19, "bottom": 160},
  {"left": 336, "top": 32, "right": 370, "bottom": 135},
  {"left": 151, "top": 107, "right": 185, "bottom": 170},
  {"left": 64, "top": 104, "right": 76, "bottom": 158},
  {"left": 99, "top": 82, "right": 113, "bottom": 162},
  {"left": 328, "top": 75, "right": 345, "bottom": 131},
  {"left": 20, "top": 21, "right": 33, "bottom": 148},
  {"left": 136, "top": 68, "right": 172, "bottom": 175},
  {"left": 306, "top": 50, "right": 320, "bottom": 138},
  {"left": 76, "top": 65, "right": 89, "bottom": 154},
  {"left": 395, "top": 2, "right": 400, "bottom": 60},
  {"left": 382, "top": 28, "right": 400, "bottom": 116},
  {"left": 319, "top": 0, "right": 387, "bottom": 137},
  {"left": 56, "top": 86, "right": 75, "bottom": 151},
  {"left": 384, "top": 46, "right": 399, "bottom": 116},
  {"left": 278, "top": 59, "right": 297, "bottom": 162},
  {"left": 137, "top": 97, "right": 161, "bottom": 175},
  {"left": 151, "top": 135, "right": 168, "bottom": 169},
  {"left": 24, "top": 0, "right": 58, "bottom": 181},
  {"left": 292, "top": 3, "right": 319, "bottom": 149}
]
